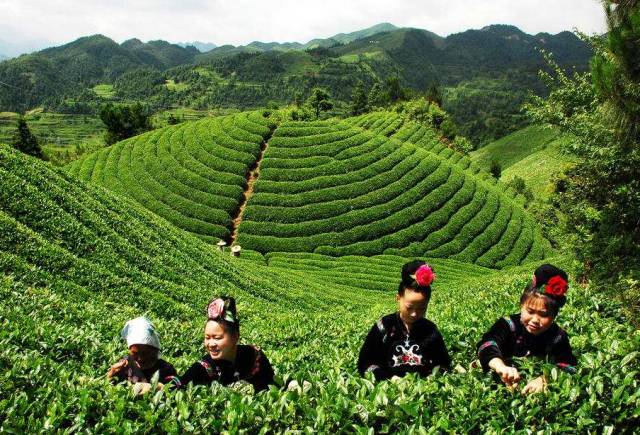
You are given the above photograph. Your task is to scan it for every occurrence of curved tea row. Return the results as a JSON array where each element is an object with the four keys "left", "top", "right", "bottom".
[
  {"left": 238, "top": 118, "right": 550, "bottom": 267},
  {"left": 67, "top": 111, "right": 274, "bottom": 242}
]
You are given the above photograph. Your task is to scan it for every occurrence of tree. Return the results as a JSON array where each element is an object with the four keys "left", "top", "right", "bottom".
[
  {"left": 350, "top": 81, "right": 368, "bottom": 116},
  {"left": 167, "top": 113, "right": 181, "bottom": 125},
  {"left": 451, "top": 135, "right": 474, "bottom": 155},
  {"left": 426, "top": 82, "right": 443, "bottom": 107},
  {"left": 11, "top": 117, "right": 43, "bottom": 159},
  {"left": 99, "top": 103, "right": 153, "bottom": 145},
  {"left": 525, "top": 1, "right": 640, "bottom": 314},
  {"left": 368, "top": 82, "right": 389, "bottom": 108},
  {"left": 489, "top": 159, "right": 502, "bottom": 179},
  {"left": 306, "top": 87, "right": 333, "bottom": 118},
  {"left": 385, "top": 76, "right": 405, "bottom": 103},
  {"left": 506, "top": 175, "right": 534, "bottom": 203}
]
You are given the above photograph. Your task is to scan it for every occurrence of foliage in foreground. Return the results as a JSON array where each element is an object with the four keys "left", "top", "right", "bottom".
[
  {"left": 0, "top": 147, "right": 638, "bottom": 432},
  {"left": 1, "top": 270, "right": 638, "bottom": 433}
]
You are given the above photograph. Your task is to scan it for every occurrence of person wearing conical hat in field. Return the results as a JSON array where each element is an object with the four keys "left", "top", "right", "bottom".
[
  {"left": 107, "top": 317, "right": 177, "bottom": 392},
  {"left": 358, "top": 260, "right": 452, "bottom": 381},
  {"left": 477, "top": 264, "right": 577, "bottom": 395}
]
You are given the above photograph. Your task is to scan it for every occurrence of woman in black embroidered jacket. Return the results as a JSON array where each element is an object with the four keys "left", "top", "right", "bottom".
[
  {"left": 170, "top": 296, "right": 274, "bottom": 392},
  {"left": 477, "top": 264, "right": 577, "bottom": 395},
  {"left": 358, "top": 261, "right": 451, "bottom": 381}
]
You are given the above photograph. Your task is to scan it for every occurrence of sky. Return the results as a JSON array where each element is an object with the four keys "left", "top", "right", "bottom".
[{"left": 0, "top": 0, "right": 608, "bottom": 55}]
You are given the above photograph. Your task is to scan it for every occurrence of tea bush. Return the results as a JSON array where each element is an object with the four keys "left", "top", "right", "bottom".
[
  {"left": 239, "top": 115, "right": 548, "bottom": 266},
  {"left": 69, "top": 113, "right": 272, "bottom": 241}
]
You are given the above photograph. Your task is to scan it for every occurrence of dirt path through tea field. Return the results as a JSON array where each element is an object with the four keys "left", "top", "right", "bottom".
[{"left": 228, "top": 132, "right": 272, "bottom": 246}]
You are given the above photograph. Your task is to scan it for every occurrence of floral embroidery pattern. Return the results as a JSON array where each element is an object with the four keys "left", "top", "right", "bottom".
[{"left": 392, "top": 337, "right": 423, "bottom": 367}]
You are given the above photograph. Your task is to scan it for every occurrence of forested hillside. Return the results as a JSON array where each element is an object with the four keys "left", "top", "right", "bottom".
[{"left": 0, "top": 24, "right": 592, "bottom": 144}]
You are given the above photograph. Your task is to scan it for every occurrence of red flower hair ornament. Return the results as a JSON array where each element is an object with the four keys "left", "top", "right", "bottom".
[
  {"left": 533, "top": 275, "right": 568, "bottom": 297},
  {"left": 413, "top": 264, "right": 435, "bottom": 287},
  {"left": 543, "top": 276, "right": 568, "bottom": 297}
]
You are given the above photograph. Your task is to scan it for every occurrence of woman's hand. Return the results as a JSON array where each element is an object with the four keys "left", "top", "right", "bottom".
[
  {"left": 497, "top": 366, "right": 521, "bottom": 386},
  {"left": 522, "top": 375, "right": 547, "bottom": 395},
  {"left": 107, "top": 359, "right": 128, "bottom": 379},
  {"left": 489, "top": 358, "right": 521, "bottom": 386},
  {"left": 132, "top": 382, "right": 153, "bottom": 396}
]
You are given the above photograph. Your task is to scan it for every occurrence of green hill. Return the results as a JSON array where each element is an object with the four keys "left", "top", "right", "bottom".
[
  {"left": 66, "top": 111, "right": 274, "bottom": 242},
  {"left": 69, "top": 111, "right": 551, "bottom": 268},
  {"left": 1, "top": 145, "right": 637, "bottom": 432},
  {"left": 0, "top": 25, "right": 592, "bottom": 146},
  {"left": 0, "top": 35, "right": 199, "bottom": 113},
  {"left": 472, "top": 125, "right": 560, "bottom": 169},
  {"left": 471, "top": 125, "right": 577, "bottom": 199}
]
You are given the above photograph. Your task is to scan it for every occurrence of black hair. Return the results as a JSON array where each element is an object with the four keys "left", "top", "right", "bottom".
[
  {"left": 520, "top": 264, "right": 569, "bottom": 317},
  {"left": 398, "top": 260, "right": 432, "bottom": 301},
  {"left": 205, "top": 296, "right": 240, "bottom": 335}
]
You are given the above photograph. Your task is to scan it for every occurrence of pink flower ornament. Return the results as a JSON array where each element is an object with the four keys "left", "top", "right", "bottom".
[
  {"left": 207, "top": 298, "right": 225, "bottom": 319},
  {"left": 414, "top": 264, "right": 435, "bottom": 287}
]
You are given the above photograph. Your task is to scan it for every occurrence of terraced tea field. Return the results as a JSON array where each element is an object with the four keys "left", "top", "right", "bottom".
[
  {"left": 70, "top": 110, "right": 550, "bottom": 268},
  {"left": 1, "top": 145, "right": 638, "bottom": 432},
  {"left": 67, "top": 111, "right": 275, "bottom": 242},
  {"left": 0, "top": 111, "right": 106, "bottom": 164}
]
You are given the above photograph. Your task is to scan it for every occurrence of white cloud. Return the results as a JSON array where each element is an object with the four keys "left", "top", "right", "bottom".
[{"left": 0, "top": 0, "right": 607, "bottom": 50}]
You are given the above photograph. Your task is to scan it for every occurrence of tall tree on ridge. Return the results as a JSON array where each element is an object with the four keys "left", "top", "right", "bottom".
[
  {"left": 350, "top": 81, "right": 368, "bottom": 116},
  {"left": 11, "top": 117, "right": 44, "bottom": 159},
  {"left": 306, "top": 87, "right": 333, "bottom": 118}
]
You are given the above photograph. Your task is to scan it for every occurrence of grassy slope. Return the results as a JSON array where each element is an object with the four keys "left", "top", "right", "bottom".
[
  {"left": 471, "top": 125, "right": 576, "bottom": 200},
  {"left": 1, "top": 146, "right": 638, "bottom": 432},
  {"left": 471, "top": 125, "right": 560, "bottom": 171},
  {"left": 0, "top": 111, "right": 106, "bottom": 165},
  {"left": 501, "top": 134, "right": 577, "bottom": 200}
]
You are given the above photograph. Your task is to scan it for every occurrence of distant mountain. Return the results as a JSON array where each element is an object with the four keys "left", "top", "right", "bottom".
[
  {"left": 0, "top": 23, "right": 593, "bottom": 142},
  {"left": 120, "top": 38, "right": 199, "bottom": 68},
  {"left": 305, "top": 22, "right": 399, "bottom": 48},
  {"left": 177, "top": 41, "right": 218, "bottom": 52},
  {"left": 203, "top": 22, "right": 401, "bottom": 55},
  {"left": 245, "top": 41, "right": 304, "bottom": 51},
  {"left": 0, "top": 54, "right": 8, "bottom": 61}
]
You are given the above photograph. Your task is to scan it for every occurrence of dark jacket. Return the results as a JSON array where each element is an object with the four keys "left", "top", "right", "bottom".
[
  {"left": 171, "top": 345, "right": 274, "bottom": 392},
  {"left": 111, "top": 356, "right": 177, "bottom": 384},
  {"left": 477, "top": 313, "right": 577, "bottom": 373},
  {"left": 358, "top": 313, "right": 451, "bottom": 381}
]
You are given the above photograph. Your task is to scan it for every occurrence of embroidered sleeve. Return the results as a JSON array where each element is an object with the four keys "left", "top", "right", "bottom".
[
  {"left": 549, "top": 331, "right": 578, "bottom": 373},
  {"left": 477, "top": 317, "right": 513, "bottom": 372},
  {"left": 357, "top": 322, "right": 390, "bottom": 381},
  {"left": 247, "top": 348, "right": 275, "bottom": 392}
]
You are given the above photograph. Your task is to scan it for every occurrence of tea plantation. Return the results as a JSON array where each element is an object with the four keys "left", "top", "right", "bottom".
[
  {"left": 69, "top": 110, "right": 550, "bottom": 268},
  {"left": 66, "top": 111, "right": 275, "bottom": 243},
  {"left": 1, "top": 103, "right": 639, "bottom": 433},
  {"left": 0, "top": 144, "right": 638, "bottom": 432}
]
